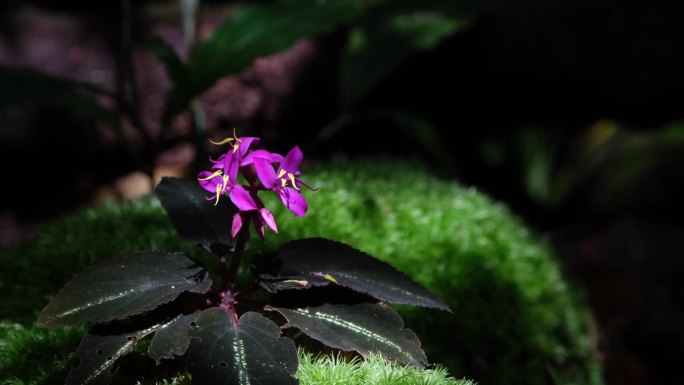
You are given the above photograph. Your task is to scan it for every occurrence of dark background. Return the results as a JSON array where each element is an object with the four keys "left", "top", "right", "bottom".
[{"left": 1, "top": 1, "right": 683, "bottom": 384}]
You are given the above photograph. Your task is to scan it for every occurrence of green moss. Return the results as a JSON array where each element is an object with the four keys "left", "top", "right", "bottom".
[
  {"left": 296, "top": 351, "right": 474, "bottom": 385},
  {"left": 0, "top": 322, "right": 82, "bottom": 385},
  {"left": 0, "top": 158, "right": 601, "bottom": 385}
]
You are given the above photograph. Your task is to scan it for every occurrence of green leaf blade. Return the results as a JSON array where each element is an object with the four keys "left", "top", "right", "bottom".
[
  {"left": 188, "top": 308, "right": 299, "bottom": 385},
  {"left": 156, "top": 177, "right": 237, "bottom": 254},
  {"left": 268, "top": 303, "right": 427, "bottom": 367},
  {"left": 163, "top": 0, "right": 363, "bottom": 122},
  {"left": 252, "top": 238, "right": 450, "bottom": 311},
  {"left": 37, "top": 251, "right": 211, "bottom": 328}
]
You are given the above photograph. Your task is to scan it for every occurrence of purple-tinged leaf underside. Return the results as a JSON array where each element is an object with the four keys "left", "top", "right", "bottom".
[
  {"left": 252, "top": 238, "right": 451, "bottom": 312},
  {"left": 156, "top": 177, "right": 237, "bottom": 255},
  {"left": 187, "top": 308, "right": 299, "bottom": 385},
  {"left": 38, "top": 251, "right": 211, "bottom": 328},
  {"left": 148, "top": 311, "right": 202, "bottom": 364},
  {"left": 267, "top": 303, "right": 428, "bottom": 368},
  {"left": 66, "top": 325, "right": 160, "bottom": 385}
]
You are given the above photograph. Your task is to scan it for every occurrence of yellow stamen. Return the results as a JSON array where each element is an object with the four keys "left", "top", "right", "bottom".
[
  {"left": 282, "top": 279, "right": 309, "bottom": 287},
  {"left": 198, "top": 170, "right": 222, "bottom": 180},
  {"left": 323, "top": 274, "right": 337, "bottom": 283},
  {"left": 281, "top": 178, "right": 287, "bottom": 187},
  {"left": 277, "top": 169, "right": 287, "bottom": 178},
  {"left": 214, "top": 184, "right": 223, "bottom": 205},
  {"left": 231, "top": 128, "right": 243, "bottom": 152},
  {"left": 288, "top": 173, "right": 300, "bottom": 190},
  {"left": 209, "top": 137, "right": 234, "bottom": 145}
]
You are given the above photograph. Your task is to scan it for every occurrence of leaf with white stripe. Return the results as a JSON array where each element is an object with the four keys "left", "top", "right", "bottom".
[
  {"left": 252, "top": 238, "right": 450, "bottom": 311},
  {"left": 187, "top": 309, "right": 299, "bottom": 385},
  {"left": 66, "top": 324, "right": 160, "bottom": 385},
  {"left": 38, "top": 251, "right": 211, "bottom": 328},
  {"left": 267, "top": 303, "right": 427, "bottom": 367}
]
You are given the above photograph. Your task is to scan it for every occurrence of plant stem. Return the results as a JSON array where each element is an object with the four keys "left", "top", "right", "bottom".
[
  {"left": 218, "top": 254, "right": 230, "bottom": 290},
  {"left": 227, "top": 214, "right": 252, "bottom": 288}
]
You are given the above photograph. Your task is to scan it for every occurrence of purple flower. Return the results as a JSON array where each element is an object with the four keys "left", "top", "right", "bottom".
[
  {"left": 249, "top": 146, "right": 309, "bottom": 217},
  {"left": 197, "top": 136, "right": 259, "bottom": 205},
  {"left": 197, "top": 134, "right": 314, "bottom": 240}
]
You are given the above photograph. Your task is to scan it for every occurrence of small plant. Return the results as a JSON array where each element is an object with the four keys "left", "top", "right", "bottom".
[{"left": 37, "top": 135, "right": 451, "bottom": 385}]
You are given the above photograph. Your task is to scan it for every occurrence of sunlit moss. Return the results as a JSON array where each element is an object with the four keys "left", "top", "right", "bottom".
[{"left": 0, "top": 158, "right": 601, "bottom": 385}]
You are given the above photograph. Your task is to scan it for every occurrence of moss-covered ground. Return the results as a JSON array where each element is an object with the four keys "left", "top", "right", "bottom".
[{"left": 0, "top": 159, "right": 601, "bottom": 385}]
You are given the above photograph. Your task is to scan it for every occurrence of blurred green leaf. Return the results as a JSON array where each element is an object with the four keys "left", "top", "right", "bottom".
[
  {"left": 163, "top": 0, "right": 364, "bottom": 125},
  {"left": 145, "top": 39, "right": 189, "bottom": 88},
  {"left": 340, "top": 0, "right": 472, "bottom": 108},
  {"left": 0, "top": 65, "right": 119, "bottom": 128}
]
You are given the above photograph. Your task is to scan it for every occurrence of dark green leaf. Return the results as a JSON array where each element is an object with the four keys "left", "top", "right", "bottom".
[
  {"left": 340, "top": 0, "right": 472, "bottom": 107},
  {"left": 187, "top": 309, "right": 298, "bottom": 385},
  {"left": 163, "top": 0, "right": 363, "bottom": 123},
  {"left": 38, "top": 251, "right": 211, "bottom": 328},
  {"left": 156, "top": 177, "right": 237, "bottom": 254},
  {"left": 267, "top": 303, "right": 427, "bottom": 367},
  {"left": 0, "top": 65, "right": 120, "bottom": 128},
  {"left": 252, "top": 238, "right": 450, "bottom": 311},
  {"left": 148, "top": 310, "right": 201, "bottom": 364},
  {"left": 144, "top": 39, "right": 189, "bottom": 88},
  {"left": 66, "top": 325, "right": 159, "bottom": 385}
]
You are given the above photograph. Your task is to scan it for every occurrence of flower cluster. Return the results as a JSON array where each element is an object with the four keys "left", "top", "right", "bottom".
[{"left": 197, "top": 134, "right": 312, "bottom": 239}]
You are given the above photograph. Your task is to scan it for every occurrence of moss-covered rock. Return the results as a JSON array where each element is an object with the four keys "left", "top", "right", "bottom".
[{"left": 0, "top": 159, "right": 601, "bottom": 385}]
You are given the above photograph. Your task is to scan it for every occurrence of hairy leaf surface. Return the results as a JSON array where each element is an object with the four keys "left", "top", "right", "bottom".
[
  {"left": 252, "top": 238, "right": 450, "bottom": 311},
  {"left": 148, "top": 311, "right": 201, "bottom": 363},
  {"left": 187, "top": 309, "right": 298, "bottom": 385},
  {"left": 38, "top": 251, "right": 211, "bottom": 327},
  {"left": 156, "top": 177, "right": 237, "bottom": 254},
  {"left": 66, "top": 325, "right": 159, "bottom": 385},
  {"left": 268, "top": 303, "right": 427, "bottom": 367}
]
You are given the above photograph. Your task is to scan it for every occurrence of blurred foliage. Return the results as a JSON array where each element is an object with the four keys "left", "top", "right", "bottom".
[
  {"left": 162, "top": 0, "right": 365, "bottom": 124},
  {"left": 0, "top": 66, "right": 119, "bottom": 128},
  {"left": 475, "top": 122, "right": 684, "bottom": 225},
  {"left": 1, "top": 160, "right": 601, "bottom": 385},
  {"left": 340, "top": 0, "right": 473, "bottom": 108}
]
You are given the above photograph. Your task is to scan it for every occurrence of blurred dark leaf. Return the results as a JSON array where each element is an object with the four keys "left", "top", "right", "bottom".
[
  {"left": 38, "top": 251, "right": 211, "bottom": 328},
  {"left": 267, "top": 303, "right": 428, "bottom": 367},
  {"left": 187, "top": 309, "right": 298, "bottom": 385},
  {"left": 163, "top": 0, "right": 364, "bottom": 124},
  {"left": 0, "top": 65, "right": 119, "bottom": 128},
  {"left": 340, "top": 0, "right": 472, "bottom": 108},
  {"left": 252, "top": 237, "right": 450, "bottom": 311}
]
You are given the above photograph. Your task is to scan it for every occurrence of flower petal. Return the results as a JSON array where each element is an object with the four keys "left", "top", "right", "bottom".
[
  {"left": 241, "top": 149, "right": 284, "bottom": 166},
  {"left": 281, "top": 146, "right": 303, "bottom": 173},
  {"left": 259, "top": 208, "right": 278, "bottom": 233},
  {"left": 221, "top": 151, "right": 240, "bottom": 181},
  {"left": 229, "top": 185, "right": 257, "bottom": 211},
  {"left": 253, "top": 158, "right": 277, "bottom": 189},
  {"left": 197, "top": 171, "right": 221, "bottom": 193},
  {"left": 231, "top": 213, "right": 243, "bottom": 238},
  {"left": 278, "top": 188, "right": 308, "bottom": 217},
  {"left": 235, "top": 137, "right": 260, "bottom": 159}
]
